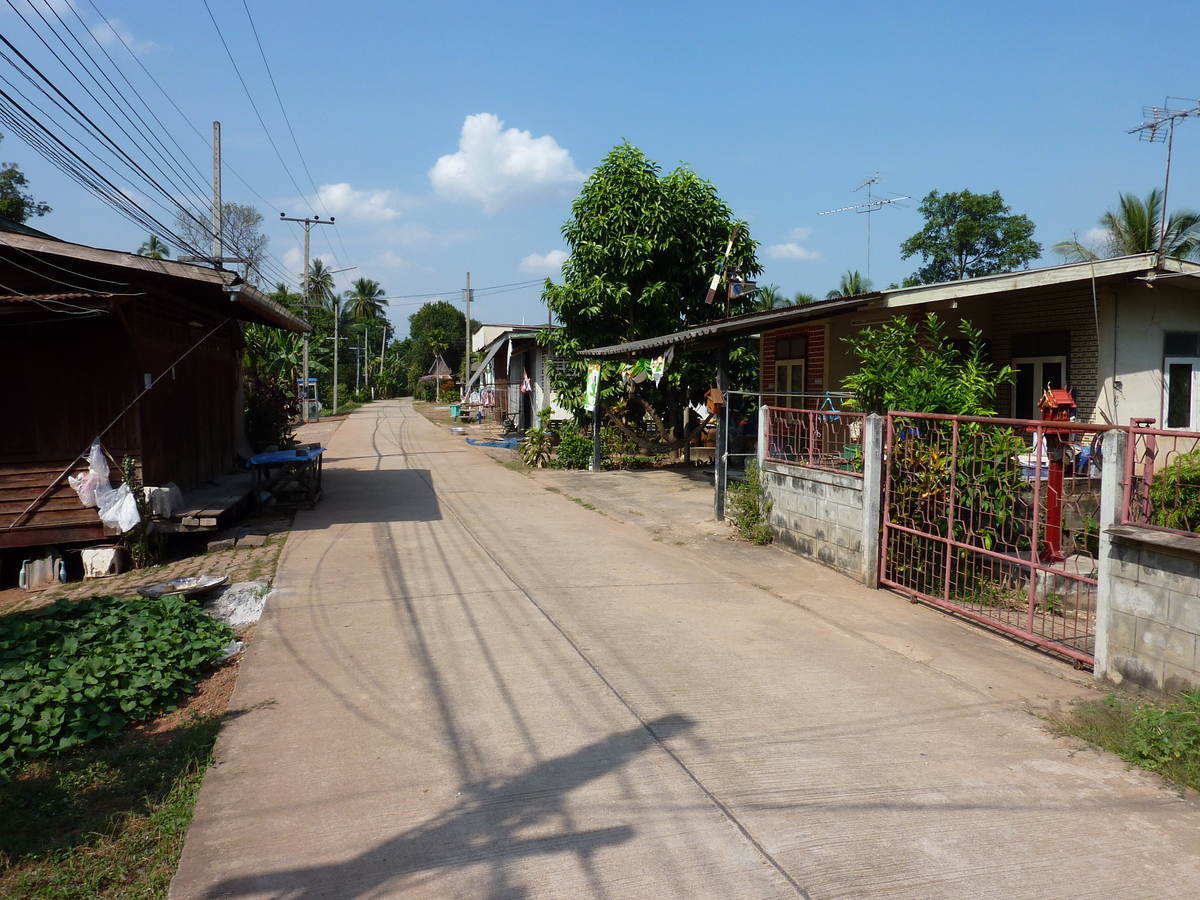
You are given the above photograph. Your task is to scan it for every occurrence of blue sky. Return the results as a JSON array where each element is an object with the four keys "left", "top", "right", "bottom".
[{"left": 2, "top": 0, "right": 1198, "bottom": 337}]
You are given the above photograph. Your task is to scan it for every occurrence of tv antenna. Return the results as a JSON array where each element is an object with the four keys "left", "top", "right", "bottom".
[
  {"left": 818, "top": 173, "right": 909, "bottom": 280},
  {"left": 1129, "top": 98, "right": 1200, "bottom": 254}
]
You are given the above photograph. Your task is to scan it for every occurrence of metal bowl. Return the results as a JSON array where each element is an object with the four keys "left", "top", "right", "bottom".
[{"left": 137, "top": 574, "right": 228, "bottom": 599}]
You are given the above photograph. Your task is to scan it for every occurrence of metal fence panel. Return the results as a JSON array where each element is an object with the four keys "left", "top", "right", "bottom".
[
  {"left": 881, "top": 412, "right": 1112, "bottom": 665},
  {"left": 1122, "top": 426, "right": 1200, "bottom": 536},
  {"left": 764, "top": 407, "right": 865, "bottom": 477}
]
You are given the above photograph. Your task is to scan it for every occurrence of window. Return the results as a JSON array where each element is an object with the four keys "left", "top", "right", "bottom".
[
  {"left": 1162, "top": 334, "right": 1200, "bottom": 429},
  {"left": 774, "top": 335, "right": 807, "bottom": 409},
  {"left": 1011, "top": 332, "right": 1070, "bottom": 420}
]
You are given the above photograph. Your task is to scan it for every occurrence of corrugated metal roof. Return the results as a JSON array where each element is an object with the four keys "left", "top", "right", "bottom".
[
  {"left": 0, "top": 292, "right": 113, "bottom": 303},
  {"left": 580, "top": 294, "right": 875, "bottom": 358}
]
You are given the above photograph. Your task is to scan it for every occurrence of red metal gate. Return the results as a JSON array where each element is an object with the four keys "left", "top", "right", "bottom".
[{"left": 880, "top": 412, "right": 1112, "bottom": 666}]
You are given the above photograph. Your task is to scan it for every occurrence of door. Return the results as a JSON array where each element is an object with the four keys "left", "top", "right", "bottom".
[{"left": 1012, "top": 356, "right": 1066, "bottom": 419}]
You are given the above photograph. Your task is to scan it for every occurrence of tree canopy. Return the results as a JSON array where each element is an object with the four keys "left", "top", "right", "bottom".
[
  {"left": 0, "top": 133, "right": 50, "bottom": 224},
  {"left": 540, "top": 142, "right": 760, "bottom": 434},
  {"left": 399, "top": 300, "right": 478, "bottom": 391},
  {"left": 175, "top": 201, "right": 268, "bottom": 285},
  {"left": 1053, "top": 188, "right": 1200, "bottom": 261},
  {"left": 136, "top": 235, "right": 170, "bottom": 259},
  {"left": 900, "top": 189, "right": 1041, "bottom": 286}
]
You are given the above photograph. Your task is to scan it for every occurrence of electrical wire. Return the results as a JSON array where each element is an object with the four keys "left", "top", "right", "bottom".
[
  {"left": 200, "top": 0, "right": 312, "bottom": 211},
  {"left": 239, "top": 0, "right": 355, "bottom": 271}
]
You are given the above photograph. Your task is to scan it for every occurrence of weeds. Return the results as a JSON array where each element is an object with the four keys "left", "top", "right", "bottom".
[
  {"left": 1056, "top": 690, "right": 1200, "bottom": 793},
  {"left": 727, "top": 461, "right": 773, "bottom": 545}
]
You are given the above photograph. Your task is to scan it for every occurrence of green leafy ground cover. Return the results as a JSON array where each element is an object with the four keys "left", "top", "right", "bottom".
[
  {"left": 1057, "top": 690, "right": 1200, "bottom": 793},
  {"left": 0, "top": 595, "right": 233, "bottom": 781},
  {"left": 0, "top": 594, "right": 237, "bottom": 898}
]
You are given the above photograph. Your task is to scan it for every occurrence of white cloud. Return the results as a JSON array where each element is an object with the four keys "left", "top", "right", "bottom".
[
  {"left": 767, "top": 243, "right": 821, "bottom": 261},
  {"left": 378, "top": 251, "right": 406, "bottom": 269},
  {"left": 1084, "top": 227, "right": 1109, "bottom": 244},
  {"left": 283, "top": 247, "right": 303, "bottom": 273},
  {"left": 314, "top": 183, "right": 400, "bottom": 222},
  {"left": 91, "top": 18, "right": 159, "bottom": 56},
  {"left": 787, "top": 226, "right": 814, "bottom": 241},
  {"left": 519, "top": 249, "right": 568, "bottom": 275},
  {"left": 429, "top": 113, "right": 585, "bottom": 213}
]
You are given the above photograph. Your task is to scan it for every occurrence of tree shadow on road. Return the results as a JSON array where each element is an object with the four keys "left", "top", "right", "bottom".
[{"left": 202, "top": 713, "right": 695, "bottom": 900}]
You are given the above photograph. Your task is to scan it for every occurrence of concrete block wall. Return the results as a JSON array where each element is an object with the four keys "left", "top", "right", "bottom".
[
  {"left": 1101, "top": 532, "right": 1200, "bottom": 693},
  {"left": 763, "top": 463, "right": 866, "bottom": 578},
  {"left": 758, "top": 413, "right": 882, "bottom": 586}
]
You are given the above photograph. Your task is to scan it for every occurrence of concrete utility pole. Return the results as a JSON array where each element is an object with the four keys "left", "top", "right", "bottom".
[
  {"left": 212, "top": 122, "right": 222, "bottom": 261},
  {"left": 325, "top": 265, "right": 355, "bottom": 416},
  {"left": 280, "top": 213, "right": 335, "bottom": 423},
  {"left": 178, "top": 122, "right": 248, "bottom": 270},
  {"left": 464, "top": 272, "right": 473, "bottom": 384}
]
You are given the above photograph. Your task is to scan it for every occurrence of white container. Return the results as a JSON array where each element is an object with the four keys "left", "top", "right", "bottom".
[{"left": 82, "top": 547, "right": 129, "bottom": 579}]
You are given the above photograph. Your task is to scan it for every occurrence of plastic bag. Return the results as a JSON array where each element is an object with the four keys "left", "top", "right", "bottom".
[
  {"left": 97, "top": 482, "right": 141, "bottom": 532},
  {"left": 69, "top": 438, "right": 141, "bottom": 533},
  {"left": 67, "top": 439, "right": 109, "bottom": 508}
]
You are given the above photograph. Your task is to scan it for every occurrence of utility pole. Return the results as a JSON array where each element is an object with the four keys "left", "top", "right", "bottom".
[
  {"left": 280, "top": 213, "right": 335, "bottom": 423},
  {"left": 463, "top": 272, "right": 473, "bottom": 384},
  {"left": 212, "top": 122, "right": 221, "bottom": 261},
  {"left": 179, "top": 122, "right": 248, "bottom": 270}
]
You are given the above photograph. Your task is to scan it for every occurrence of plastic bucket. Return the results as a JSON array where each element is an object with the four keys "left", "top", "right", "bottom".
[{"left": 449, "top": 404, "right": 461, "bottom": 417}]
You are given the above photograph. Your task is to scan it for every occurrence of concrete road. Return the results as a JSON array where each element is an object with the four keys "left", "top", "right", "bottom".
[{"left": 172, "top": 399, "right": 1200, "bottom": 900}]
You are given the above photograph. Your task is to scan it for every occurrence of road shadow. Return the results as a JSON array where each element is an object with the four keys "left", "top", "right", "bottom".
[
  {"left": 203, "top": 713, "right": 695, "bottom": 900},
  {"left": 292, "top": 467, "right": 443, "bottom": 526}
]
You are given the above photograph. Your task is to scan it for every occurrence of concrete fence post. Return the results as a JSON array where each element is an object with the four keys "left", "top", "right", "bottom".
[
  {"left": 757, "top": 406, "right": 768, "bottom": 469},
  {"left": 861, "top": 414, "right": 885, "bottom": 589},
  {"left": 1093, "top": 428, "right": 1127, "bottom": 684}
]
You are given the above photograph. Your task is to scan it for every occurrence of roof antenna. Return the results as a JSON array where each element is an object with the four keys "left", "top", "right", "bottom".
[
  {"left": 1129, "top": 98, "right": 1200, "bottom": 255},
  {"left": 818, "top": 173, "right": 910, "bottom": 281}
]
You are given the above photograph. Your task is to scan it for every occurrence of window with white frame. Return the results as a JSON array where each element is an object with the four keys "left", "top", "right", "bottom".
[{"left": 1163, "top": 332, "right": 1200, "bottom": 429}]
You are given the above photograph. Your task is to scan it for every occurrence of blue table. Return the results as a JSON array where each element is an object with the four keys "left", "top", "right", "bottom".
[{"left": 247, "top": 446, "right": 325, "bottom": 509}]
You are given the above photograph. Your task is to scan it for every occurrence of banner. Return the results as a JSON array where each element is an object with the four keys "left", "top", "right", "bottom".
[{"left": 584, "top": 363, "right": 600, "bottom": 409}]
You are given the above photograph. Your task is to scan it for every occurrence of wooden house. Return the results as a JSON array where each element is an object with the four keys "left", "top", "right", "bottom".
[{"left": 0, "top": 229, "right": 307, "bottom": 552}]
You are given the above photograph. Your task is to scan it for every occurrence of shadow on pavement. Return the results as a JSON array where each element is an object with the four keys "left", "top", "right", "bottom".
[
  {"left": 203, "top": 714, "right": 696, "bottom": 900},
  {"left": 291, "top": 468, "right": 443, "bottom": 526}
]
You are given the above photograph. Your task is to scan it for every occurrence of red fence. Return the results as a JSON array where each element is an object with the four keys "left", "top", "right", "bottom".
[
  {"left": 880, "top": 412, "right": 1116, "bottom": 666},
  {"left": 1122, "top": 426, "right": 1200, "bottom": 536},
  {"left": 764, "top": 407, "right": 865, "bottom": 476}
]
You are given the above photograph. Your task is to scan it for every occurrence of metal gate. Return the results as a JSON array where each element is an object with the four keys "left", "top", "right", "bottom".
[{"left": 880, "top": 412, "right": 1111, "bottom": 666}]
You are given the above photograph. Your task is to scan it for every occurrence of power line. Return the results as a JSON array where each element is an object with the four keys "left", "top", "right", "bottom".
[{"left": 200, "top": 0, "right": 312, "bottom": 211}]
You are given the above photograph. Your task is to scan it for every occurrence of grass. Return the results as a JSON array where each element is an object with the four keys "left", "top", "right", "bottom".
[
  {"left": 0, "top": 660, "right": 242, "bottom": 899},
  {"left": 1054, "top": 690, "right": 1200, "bottom": 793}
]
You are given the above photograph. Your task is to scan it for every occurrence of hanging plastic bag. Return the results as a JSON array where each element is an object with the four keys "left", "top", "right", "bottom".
[
  {"left": 98, "top": 482, "right": 141, "bottom": 532},
  {"left": 68, "top": 438, "right": 141, "bottom": 533},
  {"left": 68, "top": 439, "right": 109, "bottom": 508}
]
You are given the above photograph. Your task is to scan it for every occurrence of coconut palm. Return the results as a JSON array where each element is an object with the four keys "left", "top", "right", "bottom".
[
  {"left": 344, "top": 277, "right": 388, "bottom": 321},
  {"left": 755, "top": 283, "right": 785, "bottom": 310},
  {"left": 136, "top": 235, "right": 170, "bottom": 259},
  {"left": 825, "top": 270, "right": 872, "bottom": 299},
  {"left": 1054, "top": 189, "right": 1200, "bottom": 262},
  {"left": 304, "top": 258, "right": 336, "bottom": 309}
]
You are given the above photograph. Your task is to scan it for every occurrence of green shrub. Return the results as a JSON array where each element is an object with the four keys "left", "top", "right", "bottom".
[
  {"left": 555, "top": 422, "right": 593, "bottom": 469},
  {"left": 1149, "top": 449, "right": 1200, "bottom": 534},
  {"left": 0, "top": 596, "right": 234, "bottom": 781},
  {"left": 520, "top": 408, "right": 554, "bottom": 468},
  {"left": 728, "top": 460, "right": 773, "bottom": 544}
]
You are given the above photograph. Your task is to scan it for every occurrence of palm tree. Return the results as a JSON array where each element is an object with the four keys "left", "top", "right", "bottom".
[
  {"left": 755, "top": 284, "right": 785, "bottom": 310},
  {"left": 793, "top": 291, "right": 815, "bottom": 305},
  {"left": 1054, "top": 189, "right": 1200, "bottom": 261},
  {"left": 343, "top": 277, "right": 387, "bottom": 321},
  {"left": 136, "top": 235, "right": 170, "bottom": 259},
  {"left": 825, "top": 270, "right": 872, "bottom": 299},
  {"left": 305, "top": 258, "right": 336, "bottom": 310}
]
